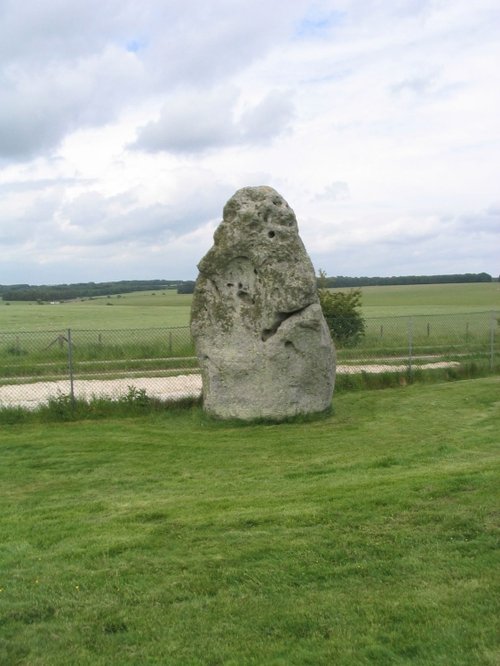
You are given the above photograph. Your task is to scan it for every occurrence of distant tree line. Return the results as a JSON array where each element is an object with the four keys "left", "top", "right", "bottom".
[
  {"left": 1, "top": 272, "right": 494, "bottom": 302},
  {"left": 316, "top": 273, "right": 493, "bottom": 288},
  {"left": 176, "top": 281, "right": 196, "bottom": 294},
  {"left": 0, "top": 280, "right": 193, "bottom": 302}
]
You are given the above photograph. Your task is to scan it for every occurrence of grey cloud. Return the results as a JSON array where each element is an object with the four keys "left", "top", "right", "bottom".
[
  {"left": 52, "top": 192, "right": 167, "bottom": 246},
  {"left": 0, "top": 174, "right": 234, "bottom": 259},
  {"left": 0, "top": 171, "right": 234, "bottom": 284},
  {"left": 0, "top": 189, "right": 62, "bottom": 247},
  {"left": 0, "top": 0, "right": 132, "bottom": 64},
  {"left": 48, "top": 180, "right": 233, "bottom": 247},
  {"left": 391, "top": 76, "right": 434, "bottom": 96},
  {"left": 0, "top": 91, "right": 69, "bottom": 159},
  {"left": 0, "top": 44, "right": 144, "bottom": 160},
  {"left": 312, "top": 233, "right": 498, "bottom": 280},
  {"left": 239, "top": 91, "right": 294, "bottom": 143},
  {"left": 143, "top": 1, "right": 311, "bottom": 88},
  {"left": 0, "top": 177, "right": 93, "bottom": 194},
  {"left": 0, "top": 0, "right": 309, "bottom": 160},
  {"left": 133, "top": 88, "right": 239, "bottom": 154},
  {"left": 390, "top": 75, "right": 465, "bottom": 102},
  {"left": 0, "top": 1, "right": 144, "bottom": 159},
  {"left": 320, "top": 202, "right": 500, "bottom": 276},
  {"left": 315, "top": 182, "right": 350, "bottom": 201},
  {"left": 453, "top": 207, "right": 500, "bottom": 233},
  {"left": 133, "top": 88, "right": 294, "bottom": 154}
]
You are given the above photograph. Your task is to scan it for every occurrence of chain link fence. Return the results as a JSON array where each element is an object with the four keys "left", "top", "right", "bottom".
[
  {"left": 0, "top": 312, "right": 498, "bottom": 409},
  {"left": 0, "top": 326, "right": 199, "bottom": 409},
  {"left": 330, "top": 310, "right": 499, "bottom": 373}
]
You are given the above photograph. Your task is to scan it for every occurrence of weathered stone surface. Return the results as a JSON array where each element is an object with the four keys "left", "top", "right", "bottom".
[{"left": 190, "top": 186, "right": 335, "bottom": 420}]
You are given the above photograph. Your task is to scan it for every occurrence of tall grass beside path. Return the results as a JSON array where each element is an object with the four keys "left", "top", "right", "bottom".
[{"left": 0, "top": 378, "right": 498, "bottom": 665}]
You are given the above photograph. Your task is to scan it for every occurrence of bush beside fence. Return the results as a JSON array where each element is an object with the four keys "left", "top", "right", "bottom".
[{"left": 0, "top": 312, "right": 498, "bottom": 409}]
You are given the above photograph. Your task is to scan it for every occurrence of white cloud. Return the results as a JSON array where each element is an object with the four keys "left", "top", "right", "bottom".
[{"left": 0, "top": 0, "right": 499, "bottom": 284}]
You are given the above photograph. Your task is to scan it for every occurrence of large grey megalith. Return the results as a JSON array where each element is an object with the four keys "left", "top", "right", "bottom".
[{"left": 190, "top": 186, "right": 335, "bottom": 420}]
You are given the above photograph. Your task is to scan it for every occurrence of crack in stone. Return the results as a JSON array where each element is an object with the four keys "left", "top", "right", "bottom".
[{"left": 261, "top": 304, "right": 313, "bottom": 341}]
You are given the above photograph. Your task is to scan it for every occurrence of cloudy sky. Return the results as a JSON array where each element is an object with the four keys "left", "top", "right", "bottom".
[{"left": 1, "top": 0, "right": 499, "bottom": 285}]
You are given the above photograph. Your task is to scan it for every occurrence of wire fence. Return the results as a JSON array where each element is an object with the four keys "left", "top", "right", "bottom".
[{"left": 0, "top": 311, "right": 498, "bottom": 409}]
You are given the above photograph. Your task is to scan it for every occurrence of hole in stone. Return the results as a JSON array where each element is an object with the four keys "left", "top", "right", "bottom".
[
  {"left": 238, "top": 282, "right": 243, "bottom": 288},
  {"left": 238, "top": 291, "right": 252, "bottom": 303},
  {"left": 285, "top": 341, "right": 293, "bottom": 348},
  {"left": 268, "top": 230, "right": 275, "bottom": 238},
  {"left": 226, "top": 283, "right": 234, "bottom": 287},
  {"left": 254, "top": 269, "right": 258, "bottom": 275}
]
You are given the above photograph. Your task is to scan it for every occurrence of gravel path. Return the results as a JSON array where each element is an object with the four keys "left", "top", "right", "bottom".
[
  {"left": 0, "top": 360, "right": 460, "bottom": 409},
  {"left": 0, "top": 374, "right": 202, "bottom": 410},
  {"left": 339, "top": 360, "right": 460, "bottom": 374}
]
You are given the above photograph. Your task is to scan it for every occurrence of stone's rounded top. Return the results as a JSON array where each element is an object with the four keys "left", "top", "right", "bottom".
[
  {"left": 228, "top": 185, "right": 283, "bottom": 201},
  {"left": 233, "top": 185, "right": 278, "bottom": 197},
  {"left": 222, "top": 185, "right": 297, "bottom": 231},
  {"left": 199, "top": 185, "right": 305, "bottom": 279}
]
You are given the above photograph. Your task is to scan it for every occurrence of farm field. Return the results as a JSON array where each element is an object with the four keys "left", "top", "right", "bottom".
[
  {"left": 0, "top": 378, "right": 498, "bottom": 664},
  {"left": 359, "top": 282, "right": 500, "bottom": 317},
  {"left": 0, "top": 290, "right": 192, "bottom": 332},
  {"left": 0, "top": 282, "right": 498, "bottom": 332}
]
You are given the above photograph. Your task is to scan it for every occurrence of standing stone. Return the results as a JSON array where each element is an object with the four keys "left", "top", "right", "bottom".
[{"left": 190, "top": 186, "right": 335, "bottom": 420}]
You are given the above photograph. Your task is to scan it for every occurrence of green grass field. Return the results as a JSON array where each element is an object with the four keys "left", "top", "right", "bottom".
[
  {"left": 359, "top": 282, "right": 500, "bottom": 317},
  {"left": 0, "top": 378, "right": 498, "bottom": 665},
  {"left": 1, "top": 283, "right": 499, "bottom": 332},
  {"left": 0, "top": 290, "right": 191, "bottom": 332}
]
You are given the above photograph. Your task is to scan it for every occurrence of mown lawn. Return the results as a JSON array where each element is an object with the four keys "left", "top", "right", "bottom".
[{"left": 0, "top": 378, "right": 499, "bottom": 665}]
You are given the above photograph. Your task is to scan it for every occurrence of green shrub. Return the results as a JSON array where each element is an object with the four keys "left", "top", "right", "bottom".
[{"left": 318, "top": 270, "right": 366, "bottom": 347}]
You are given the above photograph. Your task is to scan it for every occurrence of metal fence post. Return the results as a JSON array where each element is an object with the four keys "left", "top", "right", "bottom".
[
  {"left": 408, "top": 317, "right": 413, "bottom": 375},
  {"left": 67, "top": 328, "right": 75, "bottom": 404},
  {"left": 490, "top": 311, "right": 496, "bottom": 371}
]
